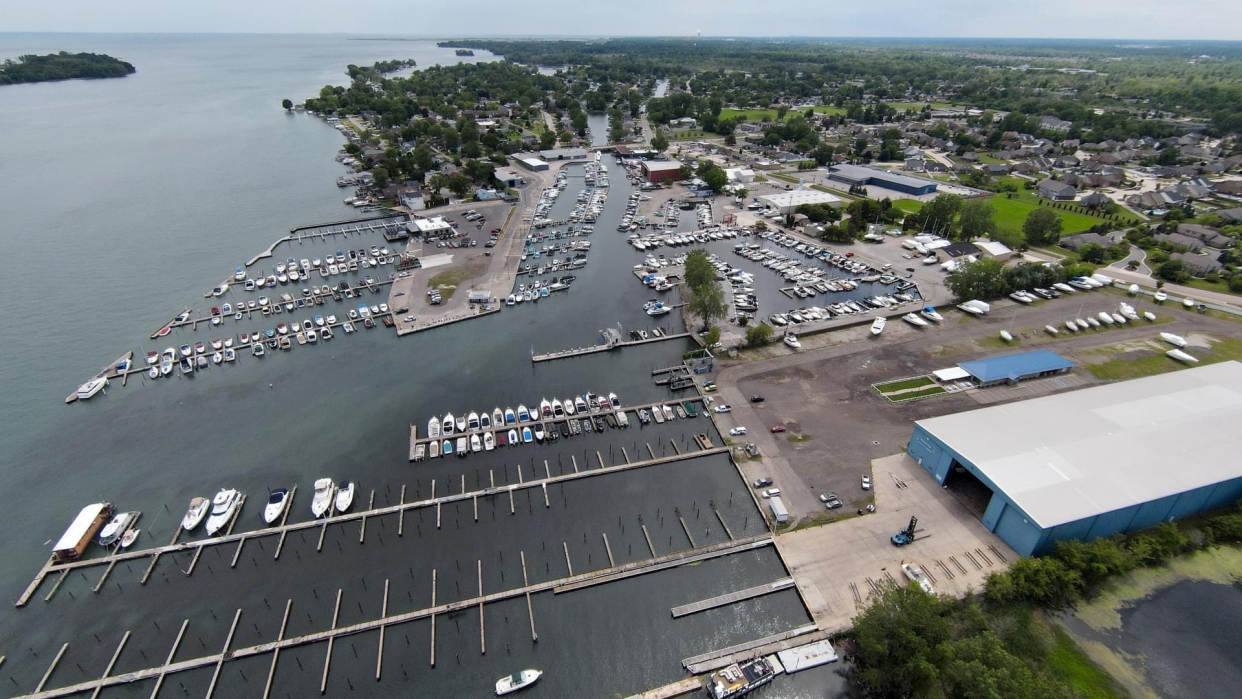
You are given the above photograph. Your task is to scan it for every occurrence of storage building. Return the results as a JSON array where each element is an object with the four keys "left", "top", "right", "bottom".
[
  {"left": 641, "top": 160, "right": 683, "bottom": 183},
  {"left": 756, "top": 190, "right": 844, "bottom": 216},
  {"left": 513, "top": 155, "right": 549, "bottom": 172},
  {"left": 957, "top": 350, "right": 1074, "bottom": 387},
  {"left": 906, "top": 362, "right": 1242, "bottom": 556},
  {"left": 826, "top": 164, "right": 938, "bottom": 195}
]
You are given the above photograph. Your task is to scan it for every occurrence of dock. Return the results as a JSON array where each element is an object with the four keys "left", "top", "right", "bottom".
[
  {"left": 670, "top": 577, "right": 794, "bottom": 617},
  {"left": 531, "top": 332, "right": 693, "bottom": 362},
  {"left": 623, "top": 677, "right": 702, "bottom": 699},
  {"left": 681, "top": 624, "right": 821, "bottom": 674},
  {"left": 14, "top": 534, "right": 772, "bottom": 699}
]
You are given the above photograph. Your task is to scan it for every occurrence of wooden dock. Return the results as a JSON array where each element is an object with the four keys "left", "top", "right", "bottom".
[
  {"left": 531, "top": 332, "right": 693, "bottom": 362},
  {"left": 623, "top": 677, "right": 702, "bottom": 699},
  {"left": 14, "top": 535, "right": 771, "bottom": 699},
  {"left": 681, "top": 624, "right": 820, "bottom": 674},
  {"left": 670, "top": 577, "right": 795, "bottom": 618},
  {"left": 16, "top": 440, "right": 726, "bottom": 607}
]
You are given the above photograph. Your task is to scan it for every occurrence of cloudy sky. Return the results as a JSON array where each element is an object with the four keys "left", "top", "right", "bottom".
[{"left": 4, "top": 0, "right": 1241, "bottom": 40}]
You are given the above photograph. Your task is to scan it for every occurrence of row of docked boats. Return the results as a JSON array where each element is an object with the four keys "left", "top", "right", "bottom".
[
  {"left": 178, "top": 480, "right": 358, "bottom": 537},
  {"left": 412, "top": 395, "right": 627, "bottom": 461},
  {"left": 236, "top": 251, "right": 395, "bottom": 289}
]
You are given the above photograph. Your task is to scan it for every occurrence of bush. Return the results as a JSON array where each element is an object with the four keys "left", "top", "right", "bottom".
[
  {"left": 985, "top": 557, "right": 1083, "bottom": 608},
  {"left": 745, "top": 322, "right": 773, "bottom": 347}
]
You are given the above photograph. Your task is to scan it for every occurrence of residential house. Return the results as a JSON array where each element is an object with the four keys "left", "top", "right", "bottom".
[
  {"left": 1216, "top": 207, "right": 1242, "bottom": 224},
  {"left": 1177, "top": 223, "right": 1235, "bottom": 249},
  {"left": 1059, "top": 232, "right": 1117, "bottom": 251},
  {"left": 1155, "top": 232, "right": 1205, "bottom": 252},
  {"left": 1079, "top": 192, "right": 1114, "bottom": 209},
  {"left": 1040, "top": 115, "right": 1073, "bottom": 133},
  {"left": 1037, "top": 179, "right": 1076, "bottom": 200},
  {"left": 1171, "top": 251, "right": 1224, "bottom": 277}
]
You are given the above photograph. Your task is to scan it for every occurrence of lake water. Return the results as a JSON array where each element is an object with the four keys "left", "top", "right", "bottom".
[{"left": 0, "top": 34, "right": 832, "bottom": 696}]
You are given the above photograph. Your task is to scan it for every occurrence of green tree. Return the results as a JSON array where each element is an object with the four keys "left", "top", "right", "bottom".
[
  {"left": 851, "top": 582, "right": 952, "bottom": 697},
  {"left": 993, "top": 226, "right": 1027, "bottom": 251},
  {"left": 1157, "top": 145, "right": 1180, "bottom": 166},
  {"left": 702, "top": 166, "right": 728, "bottom": 192},
  {"left": 916, "top": 194, "right": 963, "bottom": 234},
  {"left": 1077, "top": 242, "right": 1106, "bottom": 264},
  {"left": 282, "top": 98, "right": 293, "bottom": 111},
  {"left": 447, "top": 172, "right": 472, "bottom": 199},
  {"left": 558, "top": 130, "right": 575, "bottom": 145},
  {"left": 957, "top": 200, "right": 997, "bottom": 241},
  {"left": 539, "top": 128, "right": 557, "bottom": 150},
  {"left": 683, "top": 249, "right": 715, "bottom": 292},
  {"left": 372, "top": 167, "right": 390, "bottom": 190},
  {"left": 1022, "top": 207, "right": 1064, "bottom": 246},
  {"left": 688, "top": 282, "right": 727, "bottom": 331},
  {"left": 723, "top": 133, "right": 736, "bottom": 146},
  {"left": 703, "top": 326, "right": 721, "bottom": 347},
  {"left": 941, "top": 632, "right": 1073, "bottom": 699},
  {"left": 1157, "top": 258, "right": 1188, "bottom": 282},
  {"left": 745, "top": 323, "right": 773, "bottom": 347},
  {"left": 945, "top": 258, "right": 1008, "bottom": 301},
  {"left": 651, "top": 129, "right": 669, "bottom": 153}
]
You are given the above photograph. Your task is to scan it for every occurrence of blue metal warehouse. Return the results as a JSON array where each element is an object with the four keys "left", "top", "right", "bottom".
[
  {"left": 826, "top": 164, "right": 938, "bottom": 195},
  {"left": 958, "top": 350, "right": 1075, "bottom": 387},
  {"left": 907, "top": 362, "right": 1242, "bottom": 556}
]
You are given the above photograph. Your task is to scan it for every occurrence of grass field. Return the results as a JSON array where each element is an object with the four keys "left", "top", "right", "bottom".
[
  {"left": 719, "top": 105, "right": 846, "bottom": 122},
  {"left": 892, "top": 199, "right": 925, "bottom": 214},
  {"left": 810, "top": 184, "right": 859, "bottom": 200},
  {"left": 874, "top": 376, "right": 935, "bottom": 393},
  {"left": 1084, "top": 335, "right": 1242, "bottom": 380},
  {"left": 987, "top": 197, "right": 1102, "bottom": 234},
  {"left": 887, "top": 386, "right": 947, "bottom": 402}
]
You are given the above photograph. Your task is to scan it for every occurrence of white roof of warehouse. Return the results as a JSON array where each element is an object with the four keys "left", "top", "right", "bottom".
[
  {"left": 914, "top": 362, "right": 1242, "bottom": 528},
  {"left": 757, "top": 190, "right": 843, "bottom": 209}
]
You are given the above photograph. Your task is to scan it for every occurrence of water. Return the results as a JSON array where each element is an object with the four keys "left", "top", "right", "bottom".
[{"left": 0, "top": 34, "right": 823, "bottom": 697}]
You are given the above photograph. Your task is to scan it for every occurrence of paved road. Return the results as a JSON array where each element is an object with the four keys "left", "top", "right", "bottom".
[{"left": 1111, "top": 246, "right": 1151, "bottom": 275}]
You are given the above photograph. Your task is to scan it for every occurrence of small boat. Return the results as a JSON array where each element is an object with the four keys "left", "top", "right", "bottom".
[
  {"left": 507, "top": 428, "right": 519, "bottom": 446},
  {"left": 551, "top": 399, "right": 565, "bottom": 418},
  {"left": 120, "top": 529, "right": 141, "bottom": 549},
  {"left": 264, "top": 488, "right": 290, "bottom": 524},
  {"left": 204, "top": 489, "right": 241, "bottom": 535},
  {"left": 563, "top": 398, "right": 576, "bottom": 416},
  {"left": 429, "top": 440, "right": 440, "bottom": 458},
  {"left": 1065, "top": 320, "right": 1079, "bottom": 332},
  {"left": 455, "top": 415, "right": 467, "bottom": 433},
  {"left": 574, "top": 396, "right": 588, "bottom": 414},
  {"left": 517, "top": 404, "right": 531, "bottom": 422},
  {"left": 1128, "top": 284, "right": 1140, "bottom": 295},
  {"left": 1167, "top": 349, "right": 1199, "bottom": 364},
  {"left": 1183, "top": 297, "right": 1195, "bottom": 309},
  {"left": 148, "top": 366, "right": 160, "bottom": 379},
  {"left": 468, "top": 411, "right": 481, "bottom": 431},
  {"left": 539, "top": 398, "right": 552, "bottom": 418},
  {"left": 609, "top": 392, "right": 620, "bottom": 408},
  {"left": 1154, "top": 290, "right": 1168, "bottom": 303},
  {"left": 480, "top": 411, "right": 492, "bottom": 430},
  {"left": 1112, "top": 313, "right": 1127, "bottom": 325},
  {"left": 98, "top": 511, "right": 139, "bottom": 546},
  {"left": 456, "top": 436, "right": 467, "bottom": 456},
  {"left": 902, "top": 313, "right": 928, "bottom": 328},
  {"left": 311, "top": 478, "right": 336, "bottom": 518},
  {"left": 428, "top": 418, "right": 441, "bottom": 439},
  {"left": 1045, "top": 325, "right": 1059, "bottom": 335},
  {"left": 783, "top": 334, "right": 802, "bottom": 349},
  {"left": 471, "top": 433, "right": 482, "bottom": 452},
  {"left": 534, "top": 425, "right": 545, "bottom": 441},
  {"left": 1000, "top": 330, "right": 1013, "bottom": 342},
  {"left": 212, "top": 351, "right": 223, "bottom": 364},
  {"left": 484, "top": 432, "right": 495, "bottom": 451},
  {"left": 492, "top": 407, "right": 504, "bottom": 428},
  {"left": 1143, "top": 311, "right": 1157, "bottom": 321},
  {"left": 522, "top": 426, "right": 533, "bottom": 443},
  {"left": 504, "top": 407, "right": 516, "bottom": 424},
  {"left": 1160, "top": 332, "right": 1188, "bottom": 348},
  {"left": 224, "top": 348, "right": 236, "bottom": 362},
  {"left": 335, "top": 482, "right": 355, "bottom": 513},
  {"left": 76, "top": 377, "right": 108, "bottom": 400},
  {"left": 443, "top": 413, "right": 456, "bottom": 436},
  {"left": 1086, "top": 317, "right": 1101, "bottom": 327},
  {"left": 252, "top": 343, "right": 265, "bottom": 357},
  {"left": 1098, "top": 312, "right": 1115, "bottom": 325},
  {"left": 443, "top": 439, "right": 453, "bottom": 456},
  {"left": 495, "top": 669, "right": 542, "bottom": 695},
  {"left": 870, "top": 317, "right": 886, "bottom": 335}
]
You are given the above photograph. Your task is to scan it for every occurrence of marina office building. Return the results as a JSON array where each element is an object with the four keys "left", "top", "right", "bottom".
[{"left": 906, "top": 362, "right": 1242, "bottom": 556}]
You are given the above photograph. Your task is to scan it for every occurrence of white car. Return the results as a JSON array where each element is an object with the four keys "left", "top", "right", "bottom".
[
  {"left": 862, "top": 475, "right": 872, "bottom": 491},
  {"left": 761, "top": 488, "right": 781, "bottom": 499},
  {"left": 714, "top": 405, "right": 732, "bottom": 413},
  {"left": 728, "top": 427, "right": 748, "bottom": 436}
]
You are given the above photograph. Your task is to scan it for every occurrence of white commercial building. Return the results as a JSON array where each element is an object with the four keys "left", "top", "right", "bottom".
[
  {"left": 756, "top": 190, "right": 845, "bottom": 215},
  {"left": 725, "top": 167, "right": 756, "bottom": 184},
  {"left": 409, "top": 216, "right": 454, "bottom": 238}
]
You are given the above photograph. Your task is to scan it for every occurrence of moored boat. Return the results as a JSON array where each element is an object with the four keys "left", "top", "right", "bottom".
[
  {"left": 335, "top": 482, "right": 355, "bottom": 513},
  {"left": 204, "top": 489, "right": 241, "bottom": 535},
  {"left": 870, "top": 317, "right": 886, "bottom": 335},
  {"left": 495, "top": 669, "right": 542, "bottom": 695},
  {"left": 311, "top": 478, "right": 336, "bottom": 518},
  {"left": 264, "top": 488, "right": 290, "bottom": 524}
]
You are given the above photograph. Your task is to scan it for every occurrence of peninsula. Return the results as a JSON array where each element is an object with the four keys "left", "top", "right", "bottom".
[{"left": 0, "top": 51, "right": 135, "bottom": 85}]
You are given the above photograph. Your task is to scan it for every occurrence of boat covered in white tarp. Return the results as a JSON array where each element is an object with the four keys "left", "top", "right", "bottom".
[
  {"left": 1160, "top": 332, "right": 1187, "bottom": 348},
  {"left": 1167, "top": 349, "right": 1199, "bottom": 364}
]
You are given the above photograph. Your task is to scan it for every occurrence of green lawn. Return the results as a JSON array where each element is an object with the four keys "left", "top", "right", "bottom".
[
  {"left": 882, "top": 101, "right": 959, "bottom": 111},
  {"left": 810, "top": 184, "right": 859, "bottom": 200},
  {"left": 874, "top": 376, "right": 935, "bottom": 393},
  {"left": 719, "top": 105, "right": 846, "bottom": 122},
  {"left": 887, "top": 386, "right": 947, "bottom": 402},
  {"left": 1085, "top": 335, "right": 1242, "bottom": 380},
  {"left": 987, "top": 197, "right": 1102, "bottom": 235},
  {"left": 769, "top": 173, "right": 798, "bottom": 183},
  {"left": 1182, "top": 276, "right": 1239, "bottom": 297},
  {"left": 892, "top": 199, "right": 925, "bottom": 214},
  {"left": 1045, "top": 622, "right": 1125, "bottom": 699}
]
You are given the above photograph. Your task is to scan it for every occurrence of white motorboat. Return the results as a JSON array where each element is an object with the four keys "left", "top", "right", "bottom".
[
  {"left": 1086, "top": 317, "right": 1100, "bottom": 327},
  {"left": 76, "top": 376, "right": 108, "bottom": 400},
  {"left": 182, "top": 497, "right": 210, "bottom": 531},
  {"left": 495, "top": 669, "right": 542, "bottom": 695},
  {"left": 783, "top": 334, "right": 802, "bottom": 349},
  {"left": 539, "top": 398, "right": 552, "bottom": 418},
  {"left": 504, "top": 407, "right": 516, "bottom": 424},
  {"left": 1167, "top": 349, "right": 1199, "bottom": 364},
  {"left": 311, "top": 478, "right": 336, "bottom": 518},
  {"left": 1183, "top": 297, "right": 1195, "bottom": 308},
  {"left": 98, "top": 511, "right": 139, "bottom": 547},
  {"left": 442, "top": 413, "right": 456, "bottom": 436},
  {"left": 429, "top": 441, "right": 440, "bottom": 458},
  {"left": 120, "top": 529, "right": 141, "bottom": 549},
  {"left": 480, "top": 411, "right": 492, "bottom": 430},
  {"left": 870, "top": 317, "right": 886, "bottom": 335},
  {"left": 563, "top": 398, "right": 576, "bottom": 416},
  {"left": 919, "top": 307, "right": 944, "bottom": 322},
  {"left": 490, "top": 408, "right": 503, "bottom": 428},
  {"left": 1045, "top": 324, "right": 1059, "bottom": 335},
  {"left": 1143, "top": 311, "right": 1157, "bottom": 321},
  {"left": 1154, "top": 290, "right": 1168, "bottom": 303},
  {"left": 999, "top": 330, "right": 1013, "bottom": 342},
  {"left": 468, "top": 412, "right": 481, "bottom": 431},
  {"left": 1112, "top": 313, "right": 1127, "bottom": 325},
  {"left": 533, "top": 425, "right": 545, "bottom": 442},
  {"left": 1065, "top": 320, "right": 1079, "bottom": 332},
  {"left": 517, "top": 404, "right": 531, "bottom": 422},
  {"left": 263, "top": 488, "right": 291, "bottom": 524},
  {"left": 609, "top": 392, "right": 620, "bottom": 408},
  {"left": 428, "top": 418, "right": 441, "bottom": 439},
  {"left": 456, "top": 436, "right": 467, "bottom": 456},
  {"left": 507, "top": 428, "right": 519, "bottom": 446},
  {"left": 470, "top": 433, "right": 482, "bottom": 453},
  {"left": 1098, "top": 312, "right": 1115, "bottom": 325},
  {"left": 574, "top": 396, "right": 587, "bottom": 414},
  {"left": 1160, "top": 332, "right": 1188, "bottom": 348},
  {"left": 455, "top": 415, "right": 467, "bottom": 432},
  {"left": 902, "top": 313, "right": 928, "bottom": 327},
  {"left": 335, "top": 482, "right": 355, "bottom": 513},
  {"left": 204, "top": 489, "right": 241, "bottom": 535},
  {"left": 551, "top": 399, "right": 565, "bottom": 418},
  {"left": 484, "top": 432, "right": 495, "bottom": 451}
]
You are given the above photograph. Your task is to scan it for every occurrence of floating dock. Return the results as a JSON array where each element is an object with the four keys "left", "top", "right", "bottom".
[
  {"left": 532, "top": 332, "right": 693, "bottom": 362},
  {"left": 670, "top": 577, "right": 794, "bottom": 618},
  {"left": 682, "top": 624, "right": 820, "bottom": 674}
]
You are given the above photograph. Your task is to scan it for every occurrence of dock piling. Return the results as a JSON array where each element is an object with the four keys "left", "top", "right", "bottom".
[
  {"left": 148, "top": 619, "right": 188, "bottom": 699},
  {"left": 260, "top": 601, "right": 291, "bottom": 699},
  {"left": 89, "top": 631, "right": 130, "bottom": 699},
  {"left": 319, "top": 590, "right": 342, "bottom": 694},
  {"left": 429, "top": 571, "right": 437, "bottom": 667},
  {"left": 34, "top": 643, "right": 69, "bottom": 694},
  {"left": 376, "top": 580, "right": 389, "bottom": 681},
  {"left": 204, "top": 609, "right": 241, "bottom": 699}
]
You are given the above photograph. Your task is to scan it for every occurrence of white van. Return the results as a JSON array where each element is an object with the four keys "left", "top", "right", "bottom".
[{"left": 769, "top": 497, "right": 789, "bottom": 523}]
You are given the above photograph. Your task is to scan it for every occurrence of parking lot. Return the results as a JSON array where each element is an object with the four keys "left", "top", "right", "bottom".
[{"left": 776, "top": 453, "right": 1015, "bottom": 634}]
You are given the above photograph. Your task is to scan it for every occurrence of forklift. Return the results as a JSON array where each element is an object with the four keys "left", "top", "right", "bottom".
[{"left": 891, "top": 516, "right": 919, "bottom": 547}]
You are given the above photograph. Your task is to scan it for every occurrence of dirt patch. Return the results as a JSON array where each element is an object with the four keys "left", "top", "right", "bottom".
[{"left": 427, "top": 255, "right": 490, "bottom": 301}]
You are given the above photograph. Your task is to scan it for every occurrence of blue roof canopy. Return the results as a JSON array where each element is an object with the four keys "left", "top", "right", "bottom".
[{"left": 958, "top": 350, "right": 1074, "bottom": 383}]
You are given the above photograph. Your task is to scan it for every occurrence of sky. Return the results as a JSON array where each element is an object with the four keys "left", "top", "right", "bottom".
[{"left": 3, "top": 0, "right": 1241, "bottom": 41}]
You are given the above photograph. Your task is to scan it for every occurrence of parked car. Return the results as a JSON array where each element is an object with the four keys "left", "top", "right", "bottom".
[
  {"left": 744, "top": 443, "right": 759, "bottom": 457},
  {"left": 752, "top": 477, "right": 773, "bottom": 488},
  {"left": 749, "top": 395, "right": 765, "bottom": 403},
  {"left": 770, "top": 425, "right": 787, "bottom": 433},
  {"left": 713, "top": 405, "right": 732, "bottom": 413},
  {"left": 861, "top": 475, "right": 872, "bottom": 490},
  {"left": 819, "top": 492, "right": 842, "bottom": 509},
  {"left": 728, "top": 427, "right": 748, "bottom": 436},
  {"left": 761, "top": 488, "right": 781, "bottom": 499}
]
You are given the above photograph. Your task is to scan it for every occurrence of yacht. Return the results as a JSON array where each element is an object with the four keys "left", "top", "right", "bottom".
[
  {"left": 234, "top": 266, "right": 247, "bottom": 281},
  {"left": 311, "top": 478, "right": 336, "bottom": 518},
  {"left": 574, "top": 396, "right": 588, "bottom": 414},
  {"left": 76, "top": 377, "right": 108, "bottom": 400},
  {"left": 204, "top": 489, "right": 242, "bottom": 535},
  {"left": 563, "top": 398, "right": 576, "bottom": 416},
  {"left": 870, "top": 317, "right": 886, "bottom": 335},
  {"left": 263, "top": 488, "right": 291, "bottom": 524},
  {"left": 455, "top": 415, "right": 467, "bottom": 432},
  {"left": 534, "top": 425, "right": 545, "bottom": 442},
  {"left": 495, "top": 669, "right": 542, "bottom": 696},
  {"left": 1160, "top": 332, "right": 1187, "bottom": 348},
  {"left": 1000, "top": 330, "right": 1013, "bottom": 342},
  {"left": 456, "top": 436, "right": 467, "bottom": 456},
  {"left": 902, "top": 313, "right": 928, "bottom": 328},
  {"left": 539, "top": 398, "right": 553, "bottom": 418},
  {"left": 98, "top": 511, "right": 139, "bottom": 547},
  {"left": 783, "top": 334, "right": 802, "bottom": 349},
  {"left": 335, "top": 482, "right": 355, "bottom": 513},
  {"left": 551, "top": 399, "right": 565, "bottom": 418},
  {"left": 609, "top": 393, "right": 620, "bottom": 408}
]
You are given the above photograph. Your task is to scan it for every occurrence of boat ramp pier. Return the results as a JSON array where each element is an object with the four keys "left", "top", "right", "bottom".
[{"left": 531, "top": 331, "right": 693, "bottom": 363}]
